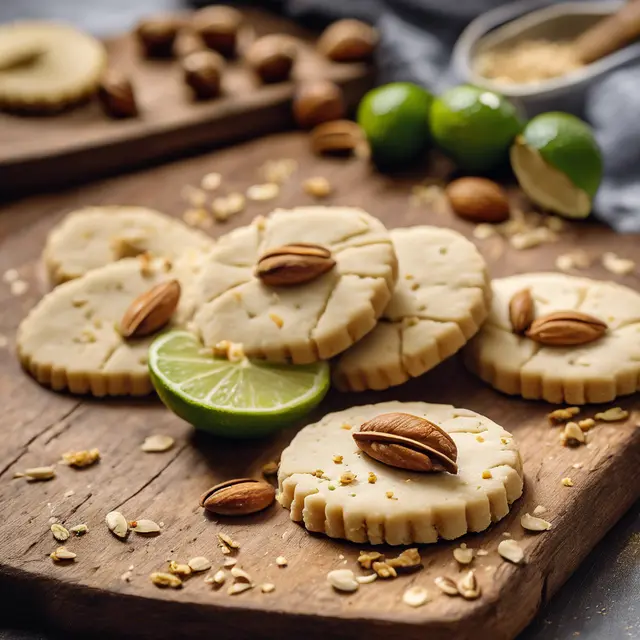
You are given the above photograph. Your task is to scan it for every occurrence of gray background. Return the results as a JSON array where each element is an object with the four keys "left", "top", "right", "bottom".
[{"left": 0, "top": 1, "right": 638, "bottom": 638}]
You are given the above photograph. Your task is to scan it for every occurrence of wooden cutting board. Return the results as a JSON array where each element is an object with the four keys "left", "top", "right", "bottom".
[
  {"left": 0, "top": 132, "right": 638, "bottom": 640},
  {"left": 0, "top": 9, "right": 372, "bottom": 197}
]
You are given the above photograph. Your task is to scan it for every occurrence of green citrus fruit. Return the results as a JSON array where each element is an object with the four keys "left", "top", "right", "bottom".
[
  {"left": 429, "top": 84, "right": 523, "bottom": 171},
  {"left": 357, "top": 82, "right": 434, "bottom": 167},
  {"left": 149, "top": 331, "right": 330, "bottom": 438},
  {"left": 510, "top": 111, "right": 602, "bottom": 218}
]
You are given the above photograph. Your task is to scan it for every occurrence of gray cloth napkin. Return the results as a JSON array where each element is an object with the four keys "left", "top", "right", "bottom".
[{"left": 285, "top": 0, "right": 640, "bottom": 232}]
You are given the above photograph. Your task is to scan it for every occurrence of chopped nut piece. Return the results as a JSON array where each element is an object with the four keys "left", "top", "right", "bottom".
[
  {"left": 332, "top": 455, "right": 343, "bottom": 464},
  {"left": 168, "top": 561, "right": 192, "bottom": 577},
  {"left": 457, "top": 570, "right": 481, "bottom": 599},
  {"left": 476, "top": 435, "right": 485, "bottom": 443},
  {"left": 151, "top": 572, "right": 182, "bottom": 589},
  {"left": 482, "top": 470, "right": 492, "bottom": 479},
  {"left": 367, "top": 472, "right": 377, "bottom": 484},
  {"left": 555, "top": 250, "right": 591, "bottom": 272},
  {"left": 69, "top": 524, "right": 88, "bottom": 536},
  {"left": 357, "top": 551, "right": 383, "bottom": 570},
  {"left": 327, "top": 569, "right": 359, "bottom": 592},
  {"left": 183, "top": 207, "right": 211, "bottom": 228},
  {"left": 403, "top": 586, "right": 430, "bottom": 608},
  {"left": 510, "top": 227, "right": 557, "bottom": 250},
  {"left": 210, "top": 569, "right": 227, "bottom": 586},
  {"left": 385, "top": 491, "right": 395, "bottom": 499},
  {"left": 532, "top": 505, "right": 547, "bottom": 516},
  {"left": 356, "top": 573, "right": 377, "bottom": 584},
  {"left": 341, "top": 423, "right": 352, "bottom": 430},
  {"left": 434, "top": 576, "right": 459, "bottom": 596},
  {"left": 269, "top": 312, "right": 284, "bottom": 328},
  {"left": 201, "top": 172, "right": 222, "bottom": 191},
  {"left": 105, "top": 511, "right": 128, "bottom": 539},
  {"left": 228, "top": 582, "right": 253, "bottom": 595},
  {"left": 453, "top": 546, "right": 474, "bottom": 565},
  {"left": 339, "top": 472, "right": 356, "bottom": 485},
  {"left": 562, "top": 477, "right": 574, "bottom": 487},
  {"left": 548, "top": 407, "right": 580, "bottom": 424},
  {"left": 212, "top": 193, "right": 245, "bottom": 221},
  {"left": 303, "top": 176, "right": 332, "bottom": 198},
  {"left": 372, "top": 561, "right": 397, "bottom": 579},
  {"left": 560, "top": 422, "right": 586, "bottom": 447},
  {"left": 19, "top": 466, "right": 56, "bottom": 481},
  {"left": 472, "top": 223, "right": 497, "bottom": 240},
  {"left": 275, "top": 556, "right": 288, "bottom": 567},
  {"left": 51, "top": 523, "right": 70, "bottom": 541},
  {"left": 572, "top": 462, "right": 584, "bottom": 469},
  {"left": 260, "top": 158, "right": 298, "bottom": 184},
  {"left": 50, "top": 546, "right": 76, "bottom": 562},
  {"left": 476, "top": 549, "right": 489, "bottom": 557},
  {"left": 578, "top": 418, "right": 596, "bottom": 432},
  {"left": 121, "top": 568, "right": 134, "bottom": 582},
  {"left": 129, "top": 519, "right": 161, "bottom": 534},
  {"left": 181, "top": 185, "right": 207, "bottom": 207},
  {"left": 498, "top": 539, "right": 524, "bottom": 564},
  {"left": 602, "top": 252, "right": 635, "bottom": 276},
  {"left": 247, "top": 183, "right": 280, "bottom": 201},
  {"left": 387, "top": 548, "right": 421, "bottom": 571},
  {"left": 521, "top": 513, "right": 552, "bottom": 532},
  {"left": 261, "top": 583, "right": 276, "bottom": 593},
  {"left": 595, "top": 407, "right": 629, "bottom": 422},
  {"left": 223, "top": 557, "right": 238, "bottom": 568},
  {"left": 261, "top": 461, "right": 279, "bottom": 476},
  {"left": 141, "top": 434, "right": 175, "bottom": 453},
  {"left": 313, "top": 469, "right": 325, "bottom": 478},
  {"left": 61, "top": 448, "right": 100, "bottom": 468},
  {"left": 218, "top": 532, "right": 240, "bottom": 550},
  {"left": 231, "top": 566, "right": 252, "bottom": 583}
]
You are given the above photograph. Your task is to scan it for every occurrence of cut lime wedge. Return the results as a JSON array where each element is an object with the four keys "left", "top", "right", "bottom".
[{"left": 149, "top": 331, "right": 330, "bottom": 438}]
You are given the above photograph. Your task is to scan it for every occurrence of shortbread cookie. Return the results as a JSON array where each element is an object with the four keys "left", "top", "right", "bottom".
[
  {"left": 44, "top": 206, "right": 214, "bottom": 284},
  {"left": 187, "top": 207, "right": 398, "bottom": 363},
  {"left": 464, "top": 273, "right": 640, "bottom": 404},
  {"left": 278, "top": 401, "right": 523, "bottom": 545},
  {"left": 0, "top": 22, "right": 107, "bottom": 112},
  {"left": 333, "top": 226, "right": 490, "bottom": 391},
  {"left": 17, "top": 254, "right": 200, "bottom": 396}
]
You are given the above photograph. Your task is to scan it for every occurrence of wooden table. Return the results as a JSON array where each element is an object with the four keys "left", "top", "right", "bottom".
[{"left": 0, "top": 131, "right": 639, "bottom": 640}]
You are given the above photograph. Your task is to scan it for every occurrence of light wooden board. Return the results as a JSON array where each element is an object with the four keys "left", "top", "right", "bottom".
[
  {"left": 0, "top": 9, "right": 372, "bottom": 197},
  {"left": 0, "top": 132, "right": 638, "bottom": 640}
]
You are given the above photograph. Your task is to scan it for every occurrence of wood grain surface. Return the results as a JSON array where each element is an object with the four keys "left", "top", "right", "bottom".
[
  {"left": 0, "top": 9, "right": 372, "bottom": 197},
  {"left": 0, "top": 132, "right": 638, "bottom": 640}
]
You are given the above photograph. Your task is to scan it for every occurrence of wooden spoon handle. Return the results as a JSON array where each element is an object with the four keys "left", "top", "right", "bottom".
[{"left": 574, "top": 0, "right": 640, "bottom": 64}]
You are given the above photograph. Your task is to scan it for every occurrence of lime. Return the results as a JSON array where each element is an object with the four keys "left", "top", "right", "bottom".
[
  {"left": 357, "top": 82, "right": 433, "bottom": 167},
  {"left": 429, "top": 84, "right": 523, "bottom": 172},
  {"left": 510, "top": 112, "right": 602, "bottom": 218},
  {"left": 149, "top": 331, "right": 330, "bottom": 438}
]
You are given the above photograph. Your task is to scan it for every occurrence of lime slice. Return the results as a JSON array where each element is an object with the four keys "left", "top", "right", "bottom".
[
  {"left": 429, "top": 84, "right": 523, "bottom": 172},
  {"left": 149, "top": 331, "right": 330, "bottom": 438},
  {"left": 511, "top": 112, "right": 602, "bottom": 219},
  {"left": 357, "top": 82, "right": 433, "bottom": 168}
]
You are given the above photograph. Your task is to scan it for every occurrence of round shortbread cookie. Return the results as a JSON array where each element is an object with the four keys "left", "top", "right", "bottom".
[
  {"left": 464, "top": 273, "right": 640, "bottom": 404},
  {"left": 186, "top": 207, "right": 398, "bottom": 364},
  {"left": 0, "top": 22, "right": 107, "bottom": 112},
  {"left": 17, "top": 254, "right": 201, "bottom": 397},
  {"left": 333, "top": 226, "right": 490, "bottom": 391},
  {"left": 44, "top": 206, "right": 214, "bottom": 285},
  {"left": 278, "top": 401, "right": 523, "bottom": 545}
]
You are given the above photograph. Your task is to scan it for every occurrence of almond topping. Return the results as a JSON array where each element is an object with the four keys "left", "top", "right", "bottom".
[
  {"left": 525, "top": 310, "right": 607, "bottom": 346},
  {"left": 120, "top": 280, "right": 181, "bottom": 338}
]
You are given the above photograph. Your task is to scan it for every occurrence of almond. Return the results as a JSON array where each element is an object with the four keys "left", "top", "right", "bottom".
[
  {"left": 120, "top": 280, "right": 181, "bottom": 338},
  {"left": 317, "top": 19, "right": 378, "bottom": 62},
  {"left": 509, "top": 288, "right": 534, "bottom": 334},
  {"left": 293, "top": 80, "right": 345, "bottom": 129},
  {"left": 526, "top": 311, "right": 607, "bottom": 346},
  {"left": 310, "top": 120, "right": 364, "bottom": 156},
  {"left": 445, "top": 177, "right": 510, "bottom": 223},
  {"left": 199, "top": 478, "right": 276, "bottom": 516},
  {"left": 256, "top": 243, "right": 335, "bottom": 287},
  {"left": 246, "top": 35, "right": 296, "bottom": 83}
]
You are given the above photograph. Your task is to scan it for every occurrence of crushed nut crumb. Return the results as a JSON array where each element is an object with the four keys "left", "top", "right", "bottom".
[
  {"left": 482, "top": 470, "right": 492, "bottom": 479},
  {"left": 247, "top": 183, "right": 280, "bottom": 201},
  {"left": 339, "top": 472, "right": 356, "bottom": 485},
  {"left": 201, "top": 172, "right": 222, "bottom": 191},
  {"left": 560, "top": 422, "right": 586, "bottom": 447},
  {"left": 141, "top": 434, "right": 175, "bottom": 452},
  {"left": 50, "top": 546, "right": 76, "bottom": 562},
  {"left": 595, "top": 407, "right": 629, "bottom": 422},
  {"left": 602, "top": 252, "right": 635, "bottom": 276},
  {"left": 269, "top": 313, "right": 284, "bottom": 328},
  {"left": 261, "top": 583, "right": 276, "bottom": 593},
  {"left": 275, "top": 556, "right": 288, "bottom": 567},
  {"left": 303, "top": 176, "right": 332, "bottom": 198},
  {"left": 332, "top": 455, "right": 343, "bottom": 464},
  {"left": 548, "top": 407, "right": 580, "bottom": 424},
  {"left": 262, "top": 461, "right": 279, "bottom": 476},
  {"left": 61, "top": 448, "right": 100, "bottom": 468},
  {"left": 372, "top": 561, "right": 397, "bottom": 579},
  {"left": 562, "top": 477, "right": 574, "bottom": 487},
  {"left": 151, "top": 572, "right": 182, "bottom": 589},
  {"left": 578, "top": 418, "right": 596, "bottom": 432},
  {"left": 357, "top": 551, "right": 384, "bottom": 570},
  {"left": 402, "top": 586, "right": 430, "bottom": 608}
]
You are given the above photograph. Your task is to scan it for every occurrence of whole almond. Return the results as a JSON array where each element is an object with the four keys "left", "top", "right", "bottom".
[
  {"left": 200, "top": 478, "right": 275, "bottom": 516},
  {"left": 192, "top": 5, "right": 243, "bottom": 58},
  {"left": 293, "top": 80, "right": 345, "bottom": 129},
  {"left": 310, "top": 120, "right": 364, "bottom": 156},
  {"left": 526, "top": 311, "right": 607, "bottom": 346},
  {"left": 246, "top": 35, "right": 296, "bottom": 84},
  {"left": 97, "top": 70, "right": 138, "bottom": 119},
  {"left": 182, "top": 51, "right": 224, "bottom": 100},
  {"left": 317, "top": 19, "right": 378, "bottom": 62},
  {"left": 135, "top": 16, "right": 182, "bottom": 58},
  {"left": 256, "top": 243, "right": 335, "bottom": 287},
  {"left": 509, "top": 288, "right": 534, "bottom": 334},
  {"left": 120, "top": 280, "right": 181, "bottom": 338},
  {"left": 445, "top": 177, "right": 510, "bottom": 223},
  {"left": 173, "top": 29, "right": 207, "bottom": 59},
  {"left": 353, "top": 412, "right": 458, "bottom": 474}
]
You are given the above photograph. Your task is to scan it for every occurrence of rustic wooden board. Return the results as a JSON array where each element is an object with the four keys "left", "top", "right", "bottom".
[
  {"left": 0, "top": 9, "right": 372, "bottom": 197},
  {"left": 0, "top": 132, "right": 638, "bottom": 640}
]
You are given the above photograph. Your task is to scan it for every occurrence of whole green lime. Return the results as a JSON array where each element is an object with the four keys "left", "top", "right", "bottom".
[
  {"left": 357, "top": 82, "right": 433, "bottom": 167},
  {"left": 429, "top": 84, "right": 523, "bottom": 172},
  {"left": 510, "top": 111, "right": 602, "bottom": 218}
]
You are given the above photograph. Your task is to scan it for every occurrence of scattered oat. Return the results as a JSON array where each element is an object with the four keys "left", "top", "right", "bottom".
[
  {"left": 498, "top": 539, "right": 524, "bottom": 564},
  {"left": 260, "top": 158, "right": 298, "bottom": 184},
  {"left": 434, "top": 576, "right": 459, "bottom": 596},
  {"left": 269, "top": 312, "right": 284, "bottom": 328},
  {"left": 602, "top": 252, "right": 635, "bottom": 276},
  {"left": 247, "top": 183, "right": 280, "bottom": 201},
  {"left": 130, "top": 519, "right": 161, "bottom": 534},
  {"left": 228, "top": 582, "right": 253, "bottom": 595},
  {"left": 472, "top": 223, "right": 497, "bottom": 240},
  {"left": 367, "top": 472, "right": 377, "bottom": 484},
  {"left": 372, "top": 561, "right": 397, "bottom": 579},
  {"left": 168, "top": 561, "right": 192, "bottom": 577},
  {"left": 105, "top": 511, "right": 128, "bottom": 539},
  {"left": 231, "top": 567, "right": 252, "bottom": 583},
  {"left": 141, "top": 434, "right": 175, "bottom": 453},
  {"left": 212, "top": 193, "right": 245, "bottom": 221},
  {"left": 339, "top": 472, "right": 356, "bottom": 485},
  {"left": 482, "top": 470, "right": 492, "bottom": 479},
  {"left": 207, "top": 569, "right": 227, "bottom": 587},
  {"left": 327, "top": 569, "right": 359, "bottom": 592},
  {"left": 61, "top": 448, "right": 100, "bottom": 468},
  {"left": 261, "top": 461, "right": 278, "bottom": 476},
  {"left": 410, "top": 183, "right": 446, "bottom": 208},
  {"left": 223, "top": 557, "right": 238, "bottom": 568},
  {"left": 51, "top": 523, "right": 70, "bottom": 542},
  {"left": 453, "top": 545, "right": 474, "bottom": 565},
  {"left": 151, "top": 572, "right": 182, "bottom": 589},
  {"left": 261, "top": 583, "right": 276, "bottom": 593},
  {"left": 16, "top": 466, "right": 56, "bottom": 481},
  {"left": 183, "top": 207, "right": 211, "bottom": 228},
  {"left": 476, "top": 549, "right": 489, "bottom": 557},
  {"left": 201, "top": 172, "right": 222, "bottom": 191},
  {"left": 218, "top": 532, "right": 240, "bottom": 550},
  {"left": 10, "top": 280, "right": 28, "bottom": 296},
  {"left": 303, "top": 176, "right": 332, "bottom": 198},
  {"left": 69, "top": 524, "right": 88, "bottom": 536},
  {"left": 548, "top": 407, "right": 580, "bottom": 424},
  {"left": 555, "top": 250, "right": 591, "bottom": 272},
  {"left": 521, "top": 513, "right": 552, "bottom": 532},
  {"left": 595, "top": 407, "right": 629, "bottom": 422},
  {"left": 403, "top": 586, "right": 430, "bottom": 608},
  {"left": 561, "top": 422, "right": 586, "bottom": 447},
  {"left": 357, "top": 551, "right": 383, "bottom": 570},
  {"left": 457, "top": 569, "right": 481, "bottom": 599},
  {"left": 562, "top": 477, "right": 574, "bottom": 487},
  {"left": 510, "top": 227, "right": 557, "bottom": 250},
  {"left": 532, "top": 505, "right": 547, "bottom": 516},
  {"left": 50, "top": 546, "right": 76, "bottom": 562},
  {"left": 356, "top": 573, "right": 377, "bottom": 584}
]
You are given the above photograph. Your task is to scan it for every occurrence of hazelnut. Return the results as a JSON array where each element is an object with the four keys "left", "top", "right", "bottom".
[
  {"left": 173, "top": 29, "right": 206, "bottom": 59},
  {"left": 293, "top": 80, "right": 345, "bottom": 129},
  {"left": 135, "top": 16, "right": 182, "bottom": 58},
  {"left": 97, "top": 69, "right": 138, "bottom": 119},
  {"left": 192, "top": 5, "right": 243, "bottom": 58},
  {"left": 182, "top": 51, "right": 224, "bottom": 100},
  {"left": 317, "top": 19, "right": 378, "bottom": 62},
  {"left": 246, "top": 35, "right": 297, "bottom": 84}
]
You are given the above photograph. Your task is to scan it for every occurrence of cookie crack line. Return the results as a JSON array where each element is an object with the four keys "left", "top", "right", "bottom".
[{"left": 307, "top": 275, "right": 341, "bottom": 355}]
